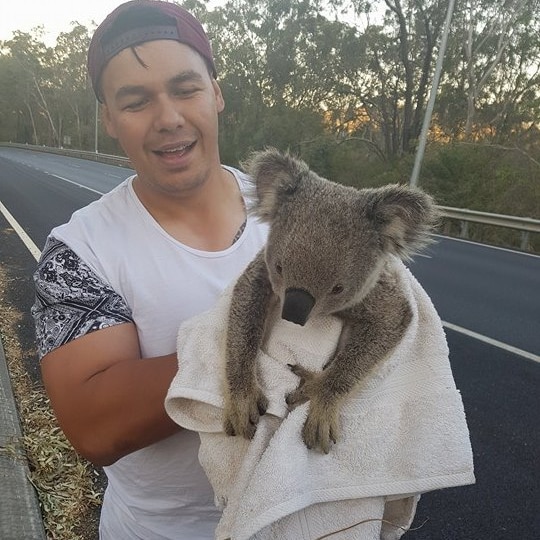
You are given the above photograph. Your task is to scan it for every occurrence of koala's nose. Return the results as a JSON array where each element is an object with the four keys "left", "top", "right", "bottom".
[{"left": 282, "top": 288, "right": 315, "bottom": 326}]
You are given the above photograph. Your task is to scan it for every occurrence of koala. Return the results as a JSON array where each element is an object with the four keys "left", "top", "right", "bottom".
[{"left": 223, "top": 148, "right": 438, "bottom": 454}]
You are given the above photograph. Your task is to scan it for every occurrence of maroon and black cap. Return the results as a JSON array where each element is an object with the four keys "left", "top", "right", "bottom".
[{"left": 87, "top": 0, "right": 217, "bottom": 102}]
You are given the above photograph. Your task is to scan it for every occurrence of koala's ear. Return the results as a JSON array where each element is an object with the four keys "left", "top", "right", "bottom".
[
  {"left": 241, "top": 148, "right": 309, "bottom": 221},
  {"left": 364, "top": 184, "right": 439, "bottom": 259}
]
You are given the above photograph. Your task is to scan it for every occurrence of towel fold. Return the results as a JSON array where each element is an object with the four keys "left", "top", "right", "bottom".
[{"left": 165, "top": 258, "right": 475, "bottom": 540}]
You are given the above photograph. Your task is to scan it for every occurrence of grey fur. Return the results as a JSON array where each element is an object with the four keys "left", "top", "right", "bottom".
[{"left": 223, "top": 148, "right": 439, "bottom": 453}]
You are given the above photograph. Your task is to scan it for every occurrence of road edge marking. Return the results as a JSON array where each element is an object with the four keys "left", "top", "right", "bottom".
[
  {"left": 0, "top": 200, "right": 41, "bottom": 262},
  {"left": 443, "top": 321, "right": 540, "bottom": 363}
]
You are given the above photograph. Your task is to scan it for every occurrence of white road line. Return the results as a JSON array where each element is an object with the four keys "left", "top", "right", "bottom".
[
  {"left": 443, "top": 321, "right": 540, "bottom": 363},
  {"left": 49, "top": 173, "right": 104, "bottom": 195},
  {"left": 0, "top": 200, "right": 41, "bottom": 262},
  {"left": 0, "top": 195, "right": 538, "bottom": 363}
]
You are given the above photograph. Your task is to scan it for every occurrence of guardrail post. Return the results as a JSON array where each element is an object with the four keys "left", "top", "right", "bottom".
[
  {"left": 443, "top": 220, "right": 452, "bottom": 236},
  {"left": 460, "top": 220, "right": 469, "bottom": 239},
  {"left": 520, "top": 231, "right": 530, "bottom": 251}
]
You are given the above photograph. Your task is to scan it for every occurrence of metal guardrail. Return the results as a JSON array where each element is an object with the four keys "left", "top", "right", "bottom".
[
  {"left": 1, "top": 142, "right": 132, "bottom": 169},
  {"left": 438, "top": 206, "right": 539, "bottom": 251},
  {"left": 439, "top": 206, "right": 540, "bottom": 233},
  {"left": 1, "top": 142, "right": 539, "bottom": 252}
]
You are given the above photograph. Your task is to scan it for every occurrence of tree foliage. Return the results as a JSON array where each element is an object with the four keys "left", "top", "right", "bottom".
[{"left": 0, "top": 0, "right": 539, "bottom": 220}]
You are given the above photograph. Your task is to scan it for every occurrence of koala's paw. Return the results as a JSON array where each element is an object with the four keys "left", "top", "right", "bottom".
[
  {"left": 302, "top": 401, "right": 340, "bottom": 454},
  {"left": 223, "top": 388, "right": 269, "bottom": 440},
  {"left": 285, "top": 364, "right": 319, "bottom": 410},
  {"left": 285, "top": 364, "right": 340, "bottom": 452}
]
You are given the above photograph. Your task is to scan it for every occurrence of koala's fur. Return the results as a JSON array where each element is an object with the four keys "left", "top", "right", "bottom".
[{"left": 223, "top": 148, "right": 439, "bottom": 453}]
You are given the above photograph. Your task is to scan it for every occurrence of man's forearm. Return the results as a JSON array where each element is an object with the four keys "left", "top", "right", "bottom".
[
  {"left": 41, "top": 324, "right": 181, "bottom": 467},
  {"left": 77, "top": 353, "right": 181, "bottom": 466}
]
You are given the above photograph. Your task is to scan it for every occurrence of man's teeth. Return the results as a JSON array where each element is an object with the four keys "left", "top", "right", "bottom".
[{"left": 162, "top": 144, "right": 190, "bottom": 153}]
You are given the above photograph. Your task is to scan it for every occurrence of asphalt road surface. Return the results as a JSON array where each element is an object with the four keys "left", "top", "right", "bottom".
[{"left": 0, "top": 147, "right": 538, "bottom": 539}]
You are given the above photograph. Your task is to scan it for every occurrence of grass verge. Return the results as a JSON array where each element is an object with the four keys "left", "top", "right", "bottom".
[{"left": 0, "top": 265, "right": 102, "bottom": 539}]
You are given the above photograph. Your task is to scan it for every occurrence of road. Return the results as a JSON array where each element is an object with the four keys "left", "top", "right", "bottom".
[
  {"left": 0, "top": 147, "right": 539, "bottom": 539},
  {"left": 411, "top": 238, "right": 539, "bottom": 356}
]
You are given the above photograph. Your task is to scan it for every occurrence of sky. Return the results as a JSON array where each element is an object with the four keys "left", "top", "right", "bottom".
[
  {"left": 1, "top": 1, "right": 365, "bottom": 47},
  {"left": 0, "top": 0, "right": 222, "bottom": 46}
]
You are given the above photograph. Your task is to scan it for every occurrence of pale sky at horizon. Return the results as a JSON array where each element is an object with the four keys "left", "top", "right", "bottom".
[{"left": 0, "top": 0, "right": 223, "bottom": 46}]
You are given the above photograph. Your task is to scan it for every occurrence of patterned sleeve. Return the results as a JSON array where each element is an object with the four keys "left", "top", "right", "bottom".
[{"left": 31, "top": 237, "right": 133, "bottom": 359}]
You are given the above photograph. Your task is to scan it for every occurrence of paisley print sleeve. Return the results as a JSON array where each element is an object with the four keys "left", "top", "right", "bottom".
[{"left": 31, "top": 237, "right": 133, "bottom": 359}]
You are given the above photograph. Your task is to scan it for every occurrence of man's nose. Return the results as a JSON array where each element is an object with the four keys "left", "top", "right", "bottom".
[{"left": 153, "top": 96, "right": 185, "bottom": 131}]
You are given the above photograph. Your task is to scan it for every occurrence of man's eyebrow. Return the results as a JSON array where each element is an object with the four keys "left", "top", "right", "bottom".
[
  {"left": 168, "top": 70, "right": 205, "bottom": 87},
  {"left": 114, "top": 85, "right": 147, "bottom": 102}
]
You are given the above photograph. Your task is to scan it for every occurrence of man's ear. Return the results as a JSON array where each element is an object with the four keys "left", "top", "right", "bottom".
[
  {"left": 101, "top": 105, "right": 118, "bottom": 139},
  {"left": 212, "top": 79, "right": 225, "bottom": 114}
]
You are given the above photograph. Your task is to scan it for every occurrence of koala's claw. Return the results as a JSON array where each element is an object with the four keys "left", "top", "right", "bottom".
[
  {"left": 223, "top": 389, "right": 269, "bottom": 440},
  {"left": 287, "top": 363, "right": 313, "bottom": 381},
  {"left": 285, "top": 387, "right": 308, "bottom": 410},
  {"left": 257, "top": 399, "right": 268, "bottom": 416},
  {"left": 286, "top": 364, "right": 319, "bottom": 410},
  {"left": 223, "top": 417, "right": 237, "bottom": 437},
  {"left": 302, "top": 407, "right": 339, "bottom": 454}
]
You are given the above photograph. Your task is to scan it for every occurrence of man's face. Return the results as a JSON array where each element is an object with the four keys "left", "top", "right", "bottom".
[{"left": 100, "top": 39, "right": 225, "bottom": 198}]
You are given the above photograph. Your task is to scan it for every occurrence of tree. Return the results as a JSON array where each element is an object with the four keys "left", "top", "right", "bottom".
[
  {"left": 459, "top": 0, "right": 538, "bottom": 140},
  {"left": 53, "top": 23, "right": 94, "bottom": 148},
  {"left": 436, "top": 0, "right": 540, "bottom": 143},
  {"left": 1, "top": 29, "right": 58, "bottom": 146},
  {"left": 0, "top": 0, "right": 539, "bottom": 192},
  {"left": 200, "top": 0, "right": 354, "bottom": 163},
  {"left": 334, "top": 0, "right": 450, "bottom": 158}
]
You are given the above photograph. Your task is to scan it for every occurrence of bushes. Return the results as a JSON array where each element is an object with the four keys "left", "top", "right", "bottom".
[{"left": 422, "top": 143, "right": 539, "bottom": 218}]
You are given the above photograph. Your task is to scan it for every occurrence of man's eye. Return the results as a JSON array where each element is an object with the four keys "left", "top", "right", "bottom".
[
  {"left": 123, "top": 100, "right": 147, "bottom": 111},
  {"left": 174, "top": 87, "right": 200, "bottom": 98}
]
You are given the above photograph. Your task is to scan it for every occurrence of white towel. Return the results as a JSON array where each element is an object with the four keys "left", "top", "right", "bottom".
[{"left": 165, "top": 258, "right": 475, "bottom": 540}]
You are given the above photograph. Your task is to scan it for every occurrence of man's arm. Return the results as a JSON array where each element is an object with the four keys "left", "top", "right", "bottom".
[{"left": 41, "top": 322, "right": 180, "bottom": 467}]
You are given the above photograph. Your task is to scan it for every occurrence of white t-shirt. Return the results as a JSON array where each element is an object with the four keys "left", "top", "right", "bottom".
[{"left": 32, "top": 167, "right": 269, "bottom": 539}]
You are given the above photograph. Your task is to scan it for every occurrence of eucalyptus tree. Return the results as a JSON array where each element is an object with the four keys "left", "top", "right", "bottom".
[
  {"left": 192, "top": 0, "right": 370, "bottom": 165},
  {"left": 53, "top": 24, "right": 93, "bottom": 148},
  {"left": 0, "top": 30, "right": 54, "bottom": 145},
  {"left": 186, "top": 0, "right": 455, "bottom": 162},
  {"left": 435, "top": 0, "right": 540, "bottom": 142},
  {"left": 329, "top": 0, "right": 451, "bottom": 159},
  {"left": 0, "top": 52, "right": 23, "bottom": 142}
]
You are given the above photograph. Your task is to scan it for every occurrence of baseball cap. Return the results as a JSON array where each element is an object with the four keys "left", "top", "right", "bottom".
[{"left": 87, "top": 0, "right": 217, "bottom": 102}]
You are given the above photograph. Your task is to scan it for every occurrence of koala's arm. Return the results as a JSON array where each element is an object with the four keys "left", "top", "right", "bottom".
[
  {"left": 223, "top": 249, "right": 274, "bottom": 438},
  {"left": 325, "top": 270, "right": 412, "bottom": 396},
  {"left": 287, "top": 269, "right": 412, "bottom": 452}
]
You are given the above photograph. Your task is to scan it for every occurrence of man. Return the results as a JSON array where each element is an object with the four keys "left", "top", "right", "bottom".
[{"left": 31, "top": 1, "right": 268, "bottom": 538}]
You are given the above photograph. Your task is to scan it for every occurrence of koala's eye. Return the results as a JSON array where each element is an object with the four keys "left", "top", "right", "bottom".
[
  {"left": 331, "top": 284, "right": 344, "bottom": 295},
  {"left": 276, "top": 263, "right": 283, "bottom": 276}
]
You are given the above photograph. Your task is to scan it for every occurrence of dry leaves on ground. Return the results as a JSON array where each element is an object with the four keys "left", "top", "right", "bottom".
[{"left": 0, "top": 265, "right": 102, "bottom": 540}]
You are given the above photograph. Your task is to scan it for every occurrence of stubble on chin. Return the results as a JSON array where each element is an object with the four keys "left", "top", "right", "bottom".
[{"left": 133, "top": 168, "right": 212, "bottom": 200}]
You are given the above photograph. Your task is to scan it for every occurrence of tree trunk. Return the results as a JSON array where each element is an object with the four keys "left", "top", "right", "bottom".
[
  {"left": 33, "top": 75, "right": 59, "bottom": 146},
  {"left": 25, "top": 102, "right": 39, "bottom": 145}
]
